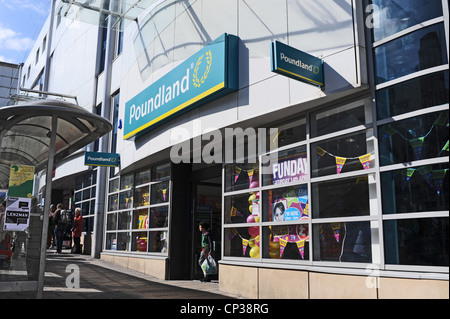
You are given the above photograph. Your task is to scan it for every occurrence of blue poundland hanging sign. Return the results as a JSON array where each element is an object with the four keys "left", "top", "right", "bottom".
[
  {"left": 271, "top": 41, "right": 324, "bottom": 87},
  {"left": 124, "top": 33, "right": 239, "bottom": 140},
  {"left": 84, "top": 152, "right": 120, "bottom": 167}
]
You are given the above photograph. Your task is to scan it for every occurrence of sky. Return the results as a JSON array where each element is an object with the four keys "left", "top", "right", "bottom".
[{"left": 0, "top": 0, "right": 52, "bottom": 64}]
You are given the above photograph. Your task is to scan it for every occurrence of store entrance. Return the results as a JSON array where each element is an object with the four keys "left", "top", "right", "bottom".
[{"left": 191, "top": 174, "right": 222, "bottom": 280}]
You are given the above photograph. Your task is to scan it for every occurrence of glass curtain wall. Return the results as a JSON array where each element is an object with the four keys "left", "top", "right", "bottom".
[{"left": 371, "top": 0, "right": 449, "bottom": 269}]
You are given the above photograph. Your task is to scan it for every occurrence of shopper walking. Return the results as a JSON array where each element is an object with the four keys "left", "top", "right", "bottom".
[
  {"left": 72, "top": 208, "right": 83, "bottom": 254},
  {"left": 53, "top": 203, "right": 69, "bottom": 254},
  {"left": 198, "top": 221, "right": 216, "bottom": 282}
]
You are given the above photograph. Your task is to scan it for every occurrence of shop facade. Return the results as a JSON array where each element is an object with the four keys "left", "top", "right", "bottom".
[{"left": 17, "top": 0, "right": 448, "bottom": 298}]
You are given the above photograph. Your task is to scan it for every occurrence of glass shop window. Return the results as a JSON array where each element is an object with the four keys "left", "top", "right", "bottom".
[
  {"left": 370, "top": 0, "right": 443, "bottom": 42},
  {"left": 381, "top": 163, "right": 449, "bottom": 214},
  {"left": 383, "top": 217, "right": 449, "bottom": 267},
  {"left": 376, "top": 71, "right": 449, "bottom": 120},
  {"left": 310, "top": 102, "right": 370, "bottom": 138},
  {"left": 374, "top": 23, "right": 447, "bottom": 85},
  {"left": 313, "top": 221, "right": 373, "bottom": 263},
  {"left": 262, "top": 225, "right": 309, "bottom": 261},
  {"left": 312, "top": 175, "right": 372, "bottom": 219},
  {"left": 378, "top": 110, "right": 449, "bottom": 166},
  {"left": 311, "top": 131, "right": 375, "bottom": 178},
  {"left": 261, "top": 145, "right": 307, "bottom": 186},
  {"left": 265, "top": 117, "right": 306, "bottom": 151},
  {"left": 224, "top": 163, "right": 259, "bottom": 193},
  {"left": 261, "top": 184, "right": 308, "bottom": 222}
]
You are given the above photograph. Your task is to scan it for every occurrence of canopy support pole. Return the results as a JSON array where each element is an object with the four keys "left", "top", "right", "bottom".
[{"left": 36, "top": 114, "right": 58, "bottom": 299}]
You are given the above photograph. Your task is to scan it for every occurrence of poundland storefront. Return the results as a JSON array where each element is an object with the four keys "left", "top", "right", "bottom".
[
  {"left": 14, "top": 0, "right": 446, "bottom": 299},
  {"left": 97, "top": 0, "right": 448, "bottom": 299}
]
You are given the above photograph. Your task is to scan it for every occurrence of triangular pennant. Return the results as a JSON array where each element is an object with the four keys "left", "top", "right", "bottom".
[
  {"left": 359, "top": 154, "right": 371, "bottom": 170},
  {"left": 335, "top": 157, "right": 346, "bottom": 174},
  {"left": 317, "top": 146, "right": 326, "bottom": 160},
  {"left": 383, "top": 125, "right": 398, "bottom": 138},
  {"left": 434, "top": 111, "right": 449, "bottom": 126},
  {"left": 431, "top": 169, "right": 447, "bottom": 195},
  {"left": 417, "top": 166, "right": 433, "bottom": 187},
  {"left": 242, "top": 239, "right": 249, "bottom": 256},
  {"left": 442, "top": 140, "right": 449, "bottom": 152},
  {"left": 247, "top": 169, "right": 254, "bottom": 184},
  {"left": 234, "top": 167, "right": 242, "bottom": 183},
  {"left": 162, "top": 189, "right": 167, "bottom": 201},
  {"left": 228, "top": 228, "right": 238, "bottom": 240},
  {"left": 296, "top": 240, "right": 305, "bottom": 260},
  {"left": 279, "top": 238, "right": 287, "bottom": 258},
  {"left": 409, "top": 137, "right": 424, "bottom": 161},
  {"left": 330, "top": 223, "right": 341, "bottom": 242}
]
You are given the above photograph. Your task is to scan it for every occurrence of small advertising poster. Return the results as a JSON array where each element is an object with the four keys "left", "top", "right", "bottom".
[
  {"left": 8, "top": 165, "right": 35, "bottom": 198},
  {"left": 3, "top": 197, "right": 31, "bottom": 231}
]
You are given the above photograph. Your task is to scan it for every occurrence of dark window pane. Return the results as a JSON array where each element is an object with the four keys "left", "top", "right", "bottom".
[
  {"left": 312, "top": 176, "right": 371, "bottom": 218},
  {"left": 371, "top": 0, "right": 442, "bottom": 42},
  {"left": 378, "top": 110, "right": 449, "bottom": 166},
  {"left": 384, "top": 217, "right": 449, "bottom": 266},
  {"left": 376, "top": 71, "right": 449, "bottom": 120},
  {"left": 381, "top": 164, "right": 449, "bottom": 214},
  {"left": 313, "top": 221, "right": 372, "bottom": 263},
  {"left": 374, "top": 23, "right": 447, "bottom": 84},
  {"left": 311, "top": 132, "right": 374, "bottom": 178}
]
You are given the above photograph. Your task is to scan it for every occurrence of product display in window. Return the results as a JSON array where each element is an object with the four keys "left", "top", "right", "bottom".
[
  {"left": 263, "top": 225, "right": 309, "bottom": 260},
  {"left": 262, "top": 185, "right": 308, "bottom": 222}
]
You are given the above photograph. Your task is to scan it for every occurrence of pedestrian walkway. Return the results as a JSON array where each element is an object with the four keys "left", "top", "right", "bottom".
[{"left": 0, "top": 248, "right": 238, "bottom": 299}]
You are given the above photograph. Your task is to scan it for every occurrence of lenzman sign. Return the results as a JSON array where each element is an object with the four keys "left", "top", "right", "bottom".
[
  {"left": 124, "top": 33, "right": 239, "bottom": 140},
  {"left": 271, "top": 41, "right": 324, "bottom": 87}
]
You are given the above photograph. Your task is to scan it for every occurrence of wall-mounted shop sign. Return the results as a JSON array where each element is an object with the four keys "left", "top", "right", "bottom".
[
  {"left": 271, "top": 41, "right": 324, "bottom": 87},
  {"left": 124, "top": 33, "right": 239, "bottom": 140},
  {"left": 8, "top": 165, "right": 35, "bottom": 198},
  {"left": 84, "top": 151, "right": 120, "bottom": 167}
]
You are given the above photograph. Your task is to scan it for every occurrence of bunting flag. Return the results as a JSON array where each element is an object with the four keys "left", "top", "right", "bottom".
[
  {"left": 431, "top": 169, "right": 447, "bottom": 195},
  {"left": 359, "top": 154, "right": 371, "bottom": 170},
  {"left": 228, "top": 228, "right": 238, "bottom": 240},
  {"left": 382, "top": 125, "right": 399, "bottom": 138},
  {"left": 442, "top": 140, "right": 449, "bottom": 152},
  {"left": 317, "top": 146, "right": 326, "bottom": 159},
  {"left": 234, "top": 167, "right": 242, "bottom": 182},
  {"left": 409, "top": 137, "right": 425, "bottom": 161},
  {"left": 434, "top": 111, "right": 449, "bottom": 126},
  {"left": 279, "top": 238, "right": 288, "bottom": 258},
  {"left": 230, "top": 206, "right": 243, "bottom": 217},
  {"left": 335, "top": 157, "right": 346, "bottom": 174},
  {"left": 319, "top": 225, "right": 326, "bottom": 246},
  {"left": 296, "top": 240, "right": 305, "bottom": 260},
  {"left": 162, "top": 189, "right": 167, "bottom": 201},
  {"left": 417, "top": 166, "right": 433, "bottom": 187},
  {"left": 247, "top": 169, "right": 254, "bottom": 184},
  {"left": 330, "top": 223, "right": 341, "bottom": 242},
  {"left": 242, "top": 239, "right": 249, "bottom": 256}
]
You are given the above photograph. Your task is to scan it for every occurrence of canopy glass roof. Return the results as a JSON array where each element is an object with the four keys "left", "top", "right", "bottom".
[{"left": 0, "top": 99, "right": 112, "bottom": 189}]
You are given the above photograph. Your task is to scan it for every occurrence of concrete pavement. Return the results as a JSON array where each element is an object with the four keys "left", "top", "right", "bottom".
[{"left": 0, "top": 248, "right": 238, "bottom": 299}]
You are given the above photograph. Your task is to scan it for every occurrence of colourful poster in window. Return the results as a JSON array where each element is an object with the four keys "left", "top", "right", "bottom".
[
  {"left": 272, "top": 152, "right": 308, "bottom": 185},
  {"left": 8, "top": 165, "right": 35, "bottom": 198}
]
